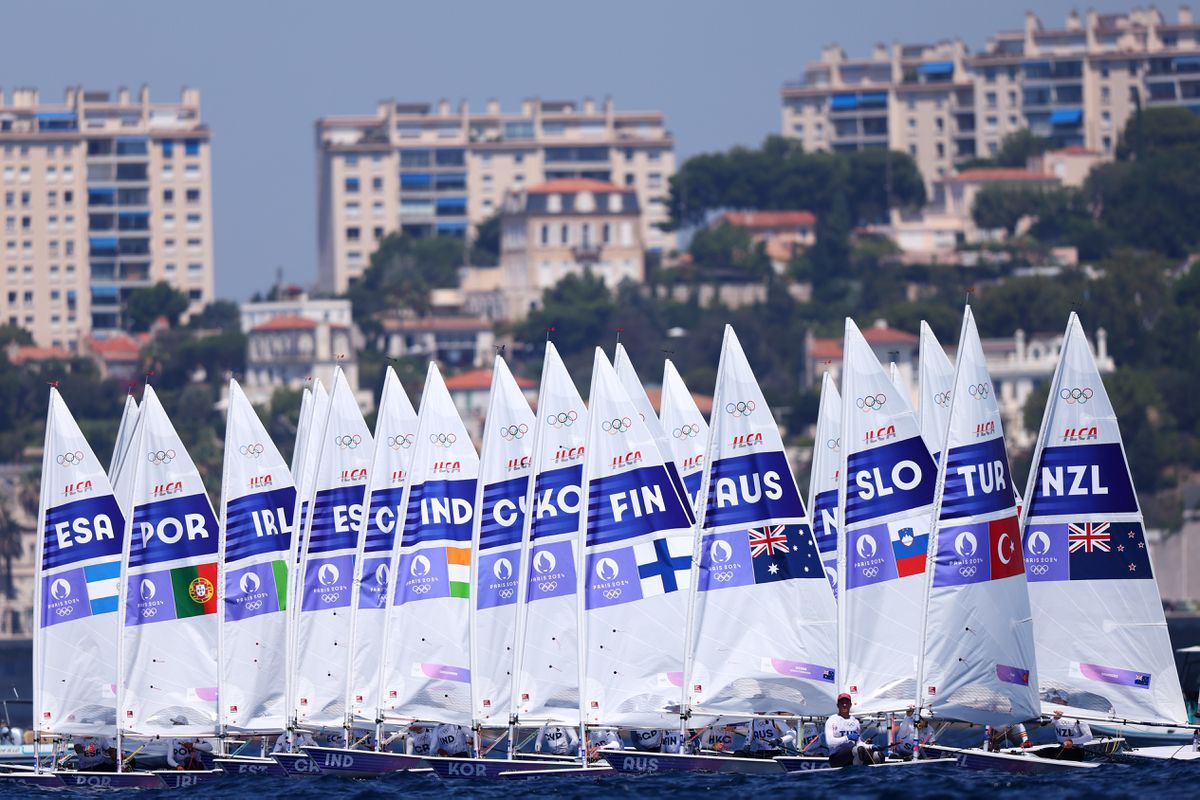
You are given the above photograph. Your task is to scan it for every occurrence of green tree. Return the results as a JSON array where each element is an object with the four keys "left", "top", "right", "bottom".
[
  {"left": 125, "top": 282, "right": 190, "bottom": 332},
  {"left": 0, "top": 325, "right": 32, "bottom": 347},
  {"left": 513, "top": 271, "right": 617, "bottom": 366},
  {"left": 470, "top": 213, "right": 501, "bottom": 266},
  {"left": 187, "top": 299, "right": 242, "bottom": 331},
  {"left": 686, "top": 222, "right": 771, "bottom": 278},
  {"left": 348, "top": 233, "right": 464, "bottom": 326}
]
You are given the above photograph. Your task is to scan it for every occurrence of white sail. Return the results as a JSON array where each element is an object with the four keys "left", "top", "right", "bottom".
[
  {"left": 510, "top": 342, "right": 589, "bottom": 726},
  {"left": 468, "top": 357, "right": 536, "bottom": 726},
  {"left": 917, "top": 306, "right": 1039, "bottom": 725},
  {"left": 34, "top": 389, "right": 125, "bottom": 736},
  {"left": 117, "top": 385, "right": 220, "bottom": 736},
  {"left": 614, "top": 344, "right": 692, "bottom": 524},
  {"left": 109, "top": 394, "right": 140, "bottom": 481},
  {"left": 346, "top": 367, "right": 418, "bottom": 725},
  {"left": 808, "top": 372, "right": 841, "bottom": 597},
  {"left": 658, "top": 359, "right": 709, "bottom": 515},
  {"left": 686, "top": 325, "right": 837, "bottom": 717},
  {"left": 378, "top": 363, "right": 479, "bottom": 725},
  {"left": 580, "top": 349, "right": 695, "bottom": 727},
  {"left": 218, "top": 379, "right": 297, "bottom": 734},
  {"left": 918, "top": 321, "right": 955, "bottom": 458},
  {"left": 291, "top": 388, "right": 313, "bottom": 477},
  {"left": 291, "top": 369, "right": 372, "bottom": 729},
  {"left": 838, "top": 319, "right": 937, "bottom": 713},
  {"left": 1021, "top": 313, "right": 1186, "bottom": 725}
]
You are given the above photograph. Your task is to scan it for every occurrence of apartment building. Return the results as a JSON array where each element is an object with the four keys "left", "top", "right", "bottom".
[
  {"left": 0, "top": 86, "right": 214, "bottom": 348},
  {"left": 316, "top": 97, "right": 675, "bottom": 294},
  {"left": 781, "top": 7, "right": 1200, "bottom": 189}
]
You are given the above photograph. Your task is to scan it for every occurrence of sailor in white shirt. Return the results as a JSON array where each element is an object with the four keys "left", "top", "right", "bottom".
[
  {"left": 659, "top": 728, "right": 686, "bottom": 754},
  {"left": 700, "top": 725, "right": 737, "bottom": 753},
  {"left": 892, "top": 706, "right": 918, "bottom": 760},
  {"left": 801, "top": 721, "right": 825, "bottom": 755},
  {"left": 983, "top": 722, "right": 1030, "bottom": 751},
  {"left": 744, "top": 715, "right": 791, "bottom": 755},
  {"left": 71, "top": 736, "right": 116, "bottom": 771},
  {"left": 433, "top": 723, "right": 471, "bottom": 757},
  {"left": 535, "top": 724, "right": 579, "bottom": 756},
  {"left": 167, "top": 738, "right": 211, "bottom": 770},
  {"left": 405, "top": 724, "right": 435, "bottom": 756},
  {"left": 588, "top": 728, "right": 623, "bottom": 751},
  {"left": 826, "top": 693, "right": 878, "bottom": 766},
  {"left": 630, "top": 728, "right": 663, "bottom": 752},
  {"left": 1050, "top": 709, "right": 1093, "bottom": 746}
]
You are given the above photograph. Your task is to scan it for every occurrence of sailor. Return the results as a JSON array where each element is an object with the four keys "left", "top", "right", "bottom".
[
  {"left": 535, "top": 723, "right": 579, "bottom": 756},
  {"left": 983, "top": 723, "right": 1031, "bottom": 751},
  {"left": 891, "top": 705, "right": 918, "bottom": 760},
  {"left": 659, "top": 728, "right": 687, "bottom": 754},
  {"left": 701, "top": 724, "right": 737, "bottom": 753},
  {"left": 825, "top": 693, "right": 877, "bottom": 766},
  {"left": 630, "top": 728, "right": 663, "bottom": 752},
  {"left": 271, "top": 733, "right": 293, "bottom": 754},
  {"left": 70, "top": 736, "right": 117, "bottom": 772},
  {"left": 1050, "top": 709, "right": 1093, "bottom": 746},
  {"left": 405, "top": 723, "right": 435, "bottom": 756},
  {"left": 588, "top": 728, "right": 623, "bottom": 751},
  {"left": 167, "top": 738, "right": 209, "bottom": 771},
  {"left": 742, "top": 714, "right": 790, "bottom": 757},
  {"left": 294, "top": 730, "right": 318, "bottom": 750},
  {"left": 320, "top": 730, "right": 347, "bottom": 749},
  {"left": 801, "top": 721, "right": 825, "bottom": 755},
  {"left": 433, "top": 723, "right": 471, "bottom": 757}
]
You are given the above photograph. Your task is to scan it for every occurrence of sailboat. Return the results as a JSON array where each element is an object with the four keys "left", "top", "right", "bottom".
[
  {"left": 809, "top": 372, "right": 841, "bottom": 596},
  {"left": 658, "top": 359, "right": 709, "bottom": 516},
  {"left": 210, "top": 379, "right": 297, "bottom": 778},
  {"left": 914, "top": 307, "right": 1089, "bottom": 774},
  {"left": 116, "top": 384, "right": 224, "bottom": 787},
  {"left": 1021, "top": 313, "right": 1193, "bottom": 760},
  {"left": 109, "top": 394, "right": 140, "bottom": 482},
  {"left": 916, "top": 322, "right": 954, "bottom": 460}
]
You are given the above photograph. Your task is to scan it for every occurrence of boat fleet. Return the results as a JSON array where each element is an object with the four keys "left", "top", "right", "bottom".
[{"left": 10, "top": 307, "right": 1199, "bottom": 788}]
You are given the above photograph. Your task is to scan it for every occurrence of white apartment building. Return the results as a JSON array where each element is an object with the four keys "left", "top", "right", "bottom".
[
  {"left": 781, "top": 7, "right": 1200, "bottom": 190},
  {"left": 0, "top": 86, "right": 214, "bottom": 347},
  {"left": 316, "top": 97, "right": 675, "bottom": 294}
]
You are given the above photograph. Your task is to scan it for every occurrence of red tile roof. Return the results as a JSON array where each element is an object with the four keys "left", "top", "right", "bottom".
[
  {"left": 87, "top": 334, "right": 145, "bottom": 362},
  {"left": 944, "top": 167, "right": 1055, "bottom": 183},
  {"left": 444, "top": 367, "right": 536, "bottom": 392},
  {"left": 382, "top": 316, "right": 491, "bottom": 332},
  {"left": 251, "top": 314, "right": 317, "bottom": 332},
  {"left": 720, "top": 210, "right": 817, "bottom": 230},
  {"left": 1053, "top": 146, "right": 1101, "bottom": 155},
  {"left": 526, "top": 178, "right": 631, "bottom": 195},
  {"left": 6, "top": 345, "right": 72, "bottom": 364},
  {"left": 809, "top": 325, "right": 918, "bottom": 359}
]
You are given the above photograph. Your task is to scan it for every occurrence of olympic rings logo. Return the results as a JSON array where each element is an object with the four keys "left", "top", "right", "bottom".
[
  {"left": 934, "top": 391, "right": 952, "bottom": 407},
  {"left": 725, "top": 401, "right": 756, "bottom": 417},
  {"left": 673, "top": 424, "right": 699, "bottom": 439},
  {"left": 537, "top": 581, "right": 558, "bottom": 592},
  {"left": 55, "top": 607, "right": 73, "bottom": 617},
  {"left": 430, "top": 433, "right": 457, "bottom": 447},
  {"left": 1030, "top": 565, "right": 1050, "bottom": 576},
  {"left": 826, "top": 437, "right": 840, "bottom": 450},
  {"left": 319, "top": 592, "right": 342, "bottom": 603},
  {"left": 602, "top": 417, "right": 632, "bottom": 434},
  {"left": 959, "top": 566, "right": 977, "bottom": 577},
  {"left": 388, "top": 434, "right": 414, "bottom": 450},
  {"left": 546, "top": 410, "right": 578, "bottom": 428},
  {"left": 712, "top": 571, "right": 735, "bottom": 583},
  {"left": 501, "top": 424, "right": 529, "bottom": 441},
  {"left": 147, "top": 449, "right": 176, "bottom": 465},
  {"left": 856, "top": 394, "right": 886, "bottom": 412},
  {"left": 244, "top": 599, "right": 264, "bottom": 610},
  {"left": 335, "top": 435, "right": 362, "bottom": 449},
  {"left": 499, "top": 588, "right": 514, "bottom": 599},
  {"left": 601, "top": 589, "right": 622, "bottom": 600},
  {"left": 968, "top": 384, "right": 991, "bottom": 400},
  {"left": 1060, "top": 387, "right": 1094, "bottom": 405},
  {"left": 861, "top": 566, "right": 879, "bottom": 578},
  {"left": 412, "top": 584, "right": 432, "bottom": 595},
  {"left": 239, "top": 443, "right": 264, "bottom": 458},
  {"left": 142, "top": 607, "right": 157, "bottom": 618},
  {"left": 56, "top": 450, "right": 84, "bottom": 466}
]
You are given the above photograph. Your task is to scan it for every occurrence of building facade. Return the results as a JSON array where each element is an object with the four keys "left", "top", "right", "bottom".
[
  {"left": 499, "top": 178, "right": 644, "bottom": 319},
  {"left": 0, "top": 86, "right": 214, "bottom": 347},
  {"left": 781, "top": 7, "right": 1200, "bottom": 189},
  {"left": 316, "top": 97, "right": 674, "bottom": 294}
]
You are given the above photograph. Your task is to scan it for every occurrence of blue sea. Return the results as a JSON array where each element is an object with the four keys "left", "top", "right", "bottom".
[{"left": 3, "top": 761, "right": 1195, "bottom": 798}]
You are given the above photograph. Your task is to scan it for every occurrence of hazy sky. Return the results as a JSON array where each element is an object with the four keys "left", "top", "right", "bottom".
[{"left": 1, "top": 0, "right": 1144, "bottom": 300}]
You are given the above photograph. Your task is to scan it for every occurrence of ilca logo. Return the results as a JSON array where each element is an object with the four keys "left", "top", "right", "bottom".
[
  {"left": 546, "top": 410, "right": 578, "bottom": 429},
  {"left": 147, "top": 449, "right": 176, "bottom": 465},
  {"left": 388, "top": 434, "right": 414, "bottom": 451},
  {"left": 56, "top": 450, "right": 84, "bottom": 467},
  {"left": 239, "top": 443, "right": 264, "bottom": 459},
  {"left": 673, "top": 424, "right": 699, "bottom": 439},
  {"left": 602, "top": 417, "right": 632, "bottom": 434},
  {"left": 430, "top": 433, "right": 457, "bottom": 448},
  {"left": 1060, "top": 387, "right": 1094, "bottom": 405},
  {"left": 725, "top": 400, "right": 756, "bottom": 417},
  {"left": 855, "top": 393, "right": 886, "bottom": 413},
  {"left": 968, "top": 383, "right": 991, "bottom": 400},
  {"left": 335, "top": 434, "right": 362, "bottom": 449},
  {"left": 500, "top": 424, "right": 528, "bottom": 441}
]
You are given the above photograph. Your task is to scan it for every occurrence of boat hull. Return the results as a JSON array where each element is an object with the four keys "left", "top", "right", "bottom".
[
  {"left": 773, "top": 755, "right": 835, "bottom": 772},
  {"left": 606, "top": 750, "right": 786, "bottom": 775},
  {"left": 423, "top": 754, "right": 578, "bottom": 780},
  {"left": 151, "top": 768, "right": 224, "bottom": 788},
  {"left": 0, "top": 772, "right": 64, "bottom": 787},
  {"left": 272, "top": 751, "right": 323, "bottom": 776},
  {"left": 499, "top": 765, "right": 614, "bottom": 779},
  {"left": 55, "top": 771, "right": 168, "bottom": 788},
  {"left": 923, "top": 744, "right": 1100, "bottom": 774},
  {"left": 1113, "top": 744, "right": 1200, "bottom": 762},
  {"left": 213, "top": 756, "right": 289, "bottom": 777},
  {"left": 301, "top": 746, "right": 426, "bottom": 777}
]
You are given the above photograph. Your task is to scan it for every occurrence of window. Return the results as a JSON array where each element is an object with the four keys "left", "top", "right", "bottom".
[
  {"left": 935, "top": 117, "right": 944, "bottom": 132},
  {"left": 187, "top": 213, "right": 201, "bottom": 229},
  {"left": 46, "top": 166, "right": 57, "bottom": 182},
  {"left": 188, "top": 289, "right": 202, "bottom": 301},
  {"left": 908, "top": 144, "right": 917, "bottom": 156},
  {"left": 186, "top": 188, "right": 201, "bottom": 203},
  {"left": 648, "top": 150, "right": 662, "bottom": 162},
  {"left": 345, "top": 177, "right": 359, "bottom": 193},
  {"left": 986, "top": 91, "right": 997, "bottom": 109},
  {"left": 793, "top": 122, "right": 804, "bottom": 136},
  {"left": 372, "top": 201, "right": 384, "bottom": 217},
  {"left": 20, "top": 216, "right": 31, "bottom": 231},
  {"left": 164, "top": 189, "right": 174, "bottom": 203},
  {"left": 936, "top": 142, "right": 945, "bottom": 158},
  {"left": 20, "top": 192, "right": 30, "bottom": 207},
  {"left": 1101, "top": 86, "right": 1111, "bottom": 104},
  {"left": 648, "top": 173, "right": 663, "bottom": 189},
  {"left": 162, "top": 165, "right": 174, "bottom": 180},
  {"left": 985, "top": 116, "right": 998, "bottom": 133},
  {"left": 344, "top": 154, "right": 359, "bottom": 167},
  {"left": 560, "top": 223, "right": 570, "bottom": 245},
  {"left": 161, "top": 140, "right": 174, "bottom": 157},
  {"left": 346, "top": 201, "right": 361, "bottom": 217},
  {"left": 1100, "top": 63, "right": 1110, "bottom": 79},
  {"left": 185, "top": 164, "right": 200, "bottom": 180},
  {"left": 482, "top": 174, "right": 493, "bottom": 190},
  {"left": 608, "top": 193, "right": 624, "bottom": 213},
  {"left": 1103, "top": 135, "right": 1113, "bottom": 152},
  {"left": 1101, "top": 111, "right": 1112, "bottom": 129},
  {"left": 188, "top": 262, "right": 203, "bottom": 273},
  {"left": 50, "top": 290, "right": 60, "bottom": 301},
  {"left": 481, "top": 152, "right": 492, "bottom": 165},
  {"left": 19, "top": 166, "right": 30, "bottom": 183},
  {"left": 372, "top": 177, "right": 383, "bottom": 191},
  {"left": 164, "top": 262, "right": 176, "bottom": 273},
  {"left": 907, "top": 117, "right": 916, "bottom": 130},
  {"left": 373, "top": 226, "right": 384, "bottom": 239},
  {"left": 164, "top": 238, "right": 176, "bottom": 253},
  {"left": 540, "top": 224, "right": 550, "bottom": 245},
  {"left": 602, "top": 222, "right": 611, "bottom": 244},
  {"left": 346, "top": 226, "right": 361, "bottom": 241},
  {"left": 547, "top": 193, "right": 562, "bottom": 213},
  {"left": 186, "top": 238, "right": 202, "bottom": 253},
  {"left": 63, "top": 190, "right": 72, "bottom": 205},
  {"left": 514, "top": 174, "right": 525, "bottom": 186},
  {"left": 513, "top": 152, "right": 525, "bottom": 165},
  {"left": 184, "top": 139, "right": 200, "bottom": 156},
  {"left": 47, "top": 215, "right": 57, "bottom": 231},
  {"left": 164, "top": 213, "right": 175, "bottom": 227}
]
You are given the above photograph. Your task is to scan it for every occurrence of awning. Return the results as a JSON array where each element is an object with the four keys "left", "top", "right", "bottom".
[
  {"left": 88, "top": 237, "right": 119, "bottom": 249},
  {"left": 436, "top": 221, "right": 467, "bottom": 232},
  {"left": 87, "top": 187, "right": 116, "bottom": 196},
  {"left": 918, "top": 61, "right": 954, "bottom": 75},
  {"left": 35, "top": 111, "right": 75, "bottom": 121},
  {"left": 1049, "top": 108, "right": 1083, "bottom": 125},
  {"left": 860, "top": 92, "right": 888, "bottom": 106},
  {"left": 831, "top": 94, "right": 858, "bottom": 110},
  {"left": 1174, "top": 54, "right": 1200, "bottom": 67}
]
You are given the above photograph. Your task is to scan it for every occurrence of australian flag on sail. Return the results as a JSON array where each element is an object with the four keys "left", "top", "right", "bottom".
[
  {"left": 1024, "top": 520, "right": 1152, "bottom": 582},
  {"left": 750, "top": 524, "right": 820, "bottom": 584}
]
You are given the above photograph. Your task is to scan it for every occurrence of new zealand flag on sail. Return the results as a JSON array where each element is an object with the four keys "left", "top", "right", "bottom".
[{"left": 1023, "top": 520, "right": 1152, "bottom": 582}]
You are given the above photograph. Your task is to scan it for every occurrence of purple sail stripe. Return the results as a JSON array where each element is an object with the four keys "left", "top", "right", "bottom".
[
  {"left": 772, "top": 659, "right": 836, "bottom": 683},
  {"left": 1078, "top": 662, "right": 1151, "bottom": 689},
  {"left": 995, "top": 664, "right": 1031, "bottom": 686},
  {"left": 420, "top": 663, "right": 470, "bottom": 683}
]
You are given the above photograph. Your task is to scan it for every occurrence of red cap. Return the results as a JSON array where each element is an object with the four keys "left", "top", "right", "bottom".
[{"left": 836, "top": 693, "right": 852, "bottom": 703}]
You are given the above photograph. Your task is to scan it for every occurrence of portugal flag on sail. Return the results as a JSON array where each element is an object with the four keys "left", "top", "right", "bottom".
[{"left": 171, "top": 563, "right": 218, "bottom": 618}]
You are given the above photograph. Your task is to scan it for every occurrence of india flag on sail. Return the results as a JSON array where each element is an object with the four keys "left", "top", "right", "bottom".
[
  {"left": 118, "top": 385, "right": 220, "bottom": 736},
  {"left": 917, "top": 306, "right": 1039, "bottom": 725},
  {"left": 580, "top": 349, "right": 695, "bottom": 727},
  {"left": 838, "top": 319, "right": 937, "bottom": 713},
  {"left": 291, "top": 369, "right": 372, "bottom": 729},
  {"left": 511, "top": 341, "right": 588, "bottom": 726},
  {"left": 1021, "top": 313, "right": 1186, "bottom": 725},
  {"left": 35, "top": 389, "right": 126, "bottom": 735},
  {"left": 809, "top": 371, "right": 841, "bottom": 596},
  {"left": 346, "top": 367, "right": 418, "bottom": 724},
  {"left": 687, "top": 325, "right": 836, "bottom": 717},
  {"left": 658, "top": 359, "right": 709, "bottom": 515},
  {"left": 469, "top": 357, "right": 535, "bottom": 725},
  {"left": 218, "top": 379, "right": 297, "bottom": 734},
  {"left": 379, "top": 362, "right": 479, "bottom": 726}
]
